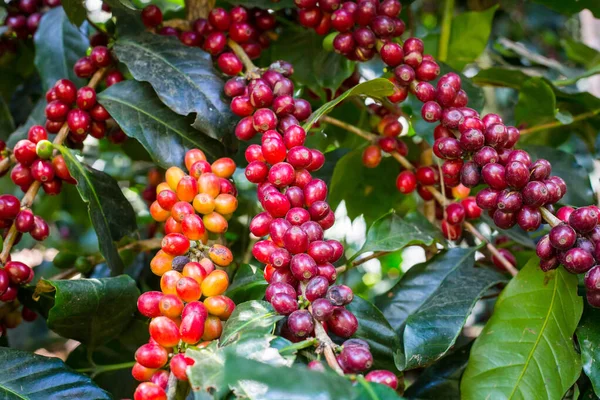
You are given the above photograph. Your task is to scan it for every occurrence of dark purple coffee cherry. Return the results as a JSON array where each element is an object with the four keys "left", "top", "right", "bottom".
[
  {"left": 563, "top": 247, "right": 595, "bottom": 274},
  {"left": 521, "top": 181, "right": 548, "bottom": 207},
  {"left": 536, "top": 235, "right": 555, "bottom": 260},
  {"left": 517, "top": 206, "right": 542, "bottom": 232},
  {"left": 549, "top": 224, "right": 577, "bottom": 250},
  {"left": 328, "top": 308, "right": 358, "bottom": 338},
  {"left": 476, "top": 188, "right": 500, "bottom": 210},
  {"left": 270, "top": 248, "right": 292, "bottom": 269},
  {"left": 496, "top": 190, "right": 522, "bottom": 213},
  {"left": 569, "top": 207, "right": 598, "bottom": 234},
  {"left": 459, "top": 129, "right": 484, "bottom": 152},
  {"left": 287, "top": 309, "right": 314, "bottom": 338},
  {"left": 311, "top": 298, "right": 334, "bottom": 321},
  {"left": 290, "top": 253, "right": 318, "bottom": 281},
  {"left": 473, "top": 146, "right": 499, "bottom": 167},
  {"left": 530, "top": 159, "right": 551, "bottom": 181},
  {"left": 271, "top": 293, "right": 299, "bottom": 315},
  {"left": 586, "top": 290, "right": 600, "bottom": 308},
  {"left": 493, "top": 209, "right": 516, "bottom": 229},
  {"left": 585, "top": 266, "right": 600, "bottom": 291},
  {"left": 326, "top": 285, "right": 353, "bottom": 306},
  {"left": 460, "top": 161, "right": 481, "bottom": 188},
  {"left": 505, "top": 161, "right": 529, "bottom": 190},
  {"left": 540, "top": 257, "right": 559, "bottom": 272},
  {"left": 305, "top": 276, "right": 329, "bottom": 301},
  {"left": 481, "top": 163, "right": 507, "bottom": 190},
  {"left": 339, "top": 345, "right": 373, "bottom": 373},
  {"left": 265, "top": 282, "right": 297, "bottom": 302}
]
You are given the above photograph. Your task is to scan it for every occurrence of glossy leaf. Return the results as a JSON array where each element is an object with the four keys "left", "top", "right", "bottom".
[
  {"left": 113, "top": 32, "right": 235, "bottom": 140},
  {"left": 7, "top": 99, "right": 45, "bottom": 147},
  {"left": 515, "top": 78, "right": 558, "bottom": 127},
  {"left": 0, "top": 348, "right": 111, "bottom": 399},
  {"left": 97, "top": 80, "right": 226, "bottom": 168},
  {"left": 58, "top": 146, "right": 138, "bottom": 275},
  {"left": 225, "top": 264, "right": 268, "bottom": 304},
  {"left": 219, "top": 300, "right": 283, "bottom": 346},
  {"left": 346, "top": 296, "right": 399, "bottom": 371},
  {"left": 303, "top": 78, "right": 395, "bottom": 130},
  {"left": 576, "top": 304, "right": 600, "bottom": 397},
  {"left": 377, "top": 247, "right": 506, "bottom": 370},
  {"left": 34, "top": 7, "right": 89, "bottom": 90},
  {"left": 62, "top": 0, "right": 87, "bottom": 26},
  {"left": 446, "top": 6, "right": 498, "bottom": 71},
  {"left": 33, "top": 276, "right": 139, "bottom": 348},
  {"left": 350, "top": 211, "right": 443, "bottom": 261},
  {"left": 461, "top": 258, "right": 582, "bottom": 400}
]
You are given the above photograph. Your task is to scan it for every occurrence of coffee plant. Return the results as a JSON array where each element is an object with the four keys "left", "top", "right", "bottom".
[{"left": 0, "top": 0, "right": 598, "bottom": 398}]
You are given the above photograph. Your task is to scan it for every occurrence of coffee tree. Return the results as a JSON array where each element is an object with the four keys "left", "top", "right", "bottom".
[{"left": 0, "top": 0, "right": 598, "bottom": 398}]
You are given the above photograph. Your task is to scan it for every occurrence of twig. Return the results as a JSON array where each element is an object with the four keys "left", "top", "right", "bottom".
[
  {"left": 0, "top": 155, "right": 15, "bottom": 176},
  {"left": 162, "top": 19, "right": 191, "bottom": 30},
  {"left": 519, "top": 108, "right": 600, "bottom": 136},
  {"left": 351, "top": 251, "right": 390, "bottom": 268},
  {"left": 553, "top": 66, "right": 600, "bottom": 87},
  {"left": 321, "top": 115, "right": 377, "bottom": 141},
  {"left": 0, "top": 68, "right": 108, "bottom": 265},
  {"left": 227, "top": 39, "right": 261, "bottom": 79},
  {"left": 437, "top": 0, "right": 454, "bottom": 62},
  {"left": 464, "top": 221, "right": 518, "bottom": 277},
  {"left": 540, "top": 207, "right": 561, "bottom": 228},
  {"left": 497, "top": 37, "right": 571, "bottom": 77}
]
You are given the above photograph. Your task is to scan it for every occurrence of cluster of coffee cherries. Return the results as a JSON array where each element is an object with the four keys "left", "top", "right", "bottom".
[
  {"left": 295, "top": 0, "right": 405, "bottom": 61},
  {"left": 148, "top": 150, "right": 238, "bottom": 240},
  {"left": 141, "top": 4, "right": 276, "bottom": 76},
  {"left": 44, "top": 77, "right": 124, "bottom": 145},
  {"left": 2, "top": 0, "right": 60, "bottom": 42},
  {"left": 133, "top": 149, "right": 237, "bottom": 400},
  {"left": 361, "top": 110, "right": 408, "bottom": 169}
]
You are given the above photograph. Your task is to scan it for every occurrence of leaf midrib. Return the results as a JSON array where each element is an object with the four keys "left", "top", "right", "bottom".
[
  {"left": 506, "top": 271, "right": 559, "bottom": 400},
  {"left": 221, "top": 310, "right": 278, "bottom": 346}
]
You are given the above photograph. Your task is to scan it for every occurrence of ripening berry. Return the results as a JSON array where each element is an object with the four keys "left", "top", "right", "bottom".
[
  {"left": 211, "top": 157, "right": 236, "bottom": 178},
  {"left": 204, "top": 295, "right": 236, "bottom": 320},
  {"left": 176, "top": 276, "right": 202, "bottom": 302},
  {"left": 131, "top": 362, "right": 156, "bottom": 382},
  {"left": 161, "top": 233, "right": 190, "bottom": 256},
  {"left": 396, "top": 171, "right": 417, "bottom": 194},
  {"left": 181, "top": 214, "right": 205, "bottom": 240},
  {"left": 201, "top": 270, "right": 229, "bottom": 297},
  {"left": 150, "top": 250, "right": 174, "bottom": 276},
  {"left": 214, "top": 194, "right": 238, "bottom": 215},
  {"left": 208, "top": 244, "right": 233, "bottom": 266},
  {"left": 203, "top": 211, "right": 228, "bottom": 233},
  {"left": 180, "top": 312, "right": 205, "bottom": 344},
  {"left": 160, "top": 270, "right": 183, "bottom": 295},
  {"left": 148, "top": 316, "right": 180, "bottom": 348},
  {"left": 158, "top": 294, "right": 184, "bottom": 318},
  {"left": 362, "top": 145, "right": 382, "bottom": 168},
  {"left": 202, "top": 315, "right": 223, "bottom": 341},
  {"left": 135, "top": 343, "right": 168, "bottom": 369},
  {"left": 137, "top": 291, "right": 163, "bottom": 318}
]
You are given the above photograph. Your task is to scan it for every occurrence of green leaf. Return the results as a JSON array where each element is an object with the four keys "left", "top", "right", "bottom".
[
  {"left": 472, "top": 67, "right": 530, "bottom": 89},
  {"left": 404, "top": 342, "right": 472, "bottom": 400},
  {"left": 531, "top": 0, "right": 600, "bottom": 18},
  {"left": 35, "top": 276, "right": 140, "bottom": 348},
  {"left": 7, "top": 99, "right": 45, "bottom": 147},
  {"left": 0, "top": 347, "right": 111, "bottom": 399},
  {"left": 219, "top": 300, "right": 283, "bottom": 346},
  {"left": 521, "top": 145, "right": 594, "bottom": 207},
  {"left": 561, "top": 39, "right": 600, "bottom": 69},
  {"left": 576, "top": 304, "right": 600, "bottom": 398},
  {"left": 0, "top": 95, "right": 14, "bottom": 139},
  {"left": 264, "top": 28, "right": 354, "bottom": 95},
  {"left": 62, "top": 0, "right": 87, "bottom": 26},
  {"left": 57, "top": 146, "right": 138, "bottom": 275},
  {"left": 446, "top": 5, "right": 498, "bottom": 71},
  {"left": 346, "top": 296, "right": 399, "bottom": 371},
  {"left": 34, "top": 7, "right": 89, "bottom": 90},
  {"left": 329, "top": 149, "right": 412, "bottom": 225},
  {"left": 220, "top": 0, "right": 293, "bottom": 10},
  {"left": 113, "top": 32, "right": 235, "bottom": 140},
  {"left": 351, "top": 211, "right": 442, "bottom": 261},
  {"left": 461, "top": 258, "right": 583, "bottom": 400},
  {"left": 303, "top": 78, "right": 395, "bottom": 130},
  {"left": 225, "top": 264, "right": 268, "bottom": 304},
  {"left": 515, "top": 78, "right": 557, "bottom": 127},
  {"left": 97, "top": 80, "right": 226, "bottom": 168},
  {"left": 377, "top": 247, "right": 506, "bottom": 370}
]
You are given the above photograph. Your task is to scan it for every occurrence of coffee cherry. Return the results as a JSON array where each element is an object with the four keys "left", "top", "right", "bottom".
[
  {"left": 290, "top": 253, "right": 317, "bottom": 281},
  {"left": 149, "top": 316, "right": 180, "bottom": 347},
  {"left": 585, "top": 266, "right": 600, "bottom": 291},
  {"left": 287, "top": 309, "right": 314, "bottom": 338},
  {"left": 396, "top": 171, "right": 417, "bottom": 194},
  {"left": 161, "top": 233, "right": 190, "bottom": 256},
  {"left": 446, "top": 203, "right": 465, "bottom": 225},
  {"left": 271, "top": 293, "right": 298, "bottom": 315},
  {"left": 5, "top": 261, "right": 32, "bottom": 284},
  {"left": 15, "top": 209, "right": 34, "bottom": 233},
  {"left": 14, "top": 139, "right": 37, "bottom": 166},
  {"left": 328, "top": 307, "right": 358, "bottom": 338},
  {"left": 30, "top": 159, "right": 54, "bottom": 182},
  {"left": 421, "top": 101, "right": 442, "bottom": 122},
  {"left": 137, "top": 291, "right": 163, "bottom": 318},
  {"left": 90, "top": 46, "right": 112, "bottom": 68},
  {"left": 31, "top": 216, "right": 49, "bottom": 241},
  {"left": 563, "top": 247, "right": 594, "bottom": 274},
  {"left": 135, "top": 343, "right": 168, "bottom": 369},
  {"left": 521, "top": 181, "right": 548, "bottom": 207},
  {"left": 441, "top": 219, "right": 462, "bottom": 240},
  {"left": 569, "top": 207, "right": 598, "bottom": 233},
  {"left": 74, "top": 56, "right": 97, "bottom": 78},
  {"left": 517, "top": 206, "right": 541, "bottom": 232},
  {"left": 365, "top": 370, "right": 399, "bottom": 390},
  {"left": 481, "top": 163, "right": 507, "bottom": 190},
  {"left": 27, "top": 125, "right": 48, "bottom": 144},
  {"left": 326, "top": 285, "right": 353, "bottom": 306},
  {"left": 496, "top": 190, "right": 522, "bottom": 213},
  {"left": 339, "top": 345, "right": 373, "bottom": 373},
  {"left": 141, "top": 5, "right": 163, "bottom": 27},
  {"left": 549, "top": 224, "right": 577, "bottom": 250},
  {"left": 134, "top": 382, "right": 167, "bottom": 400}
]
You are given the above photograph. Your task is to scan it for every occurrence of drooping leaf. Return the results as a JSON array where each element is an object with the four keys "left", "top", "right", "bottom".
[
  {"left": 521, "top": 145, "right": 594, "bottom": 207},
  {"left": 346, "top": 296, "right": 399, "bottom": 371},
  {"left": 576, "top": 304, "right": 600, "bottom": 398},
  {"left": 32, "top": 276, "right": 140, "bottom": 348},
  {"left": 57, "top": 146, "right": 138, "bottom": 275},
  {"left": 97, "top": 80, "right": 226, "bottom": 168},
  {"left": 219, "top": 300, "right": 283, "bottom": 346},
  {"left": 404, "top": 342, "right": 472, "bottom": 400},
  {"left": 0, "top": 348, "right": 111, "bottom": 399},
  {"left": 446, "top": 5, "right": 498, "bottom": 71},
  {"left": 7, "top": 98, "right": 45, "bottom": 147},
  {"left": 225, "top": 264, "right": 268, "bottom": 304},
  {"left": 350, "top": 211, "right": 443, "bottom": 261},
  {"left": 531, "top": 0, "right": 600, "bottom": 18},
  {"left": 62, "top": 0, "right": 87, "bottom": 26},
  {"left": 113, "top": 32, "right": 235, "bottom": 140},
  {"left": 303, "top": 78, "right": 395, "bottom": 130},
  {"left": 34, "top": 7, "right": 89, "bottom": 90},
  {"left": 377, "top": 247, "right": 506, "bottom": 370},
  {"left": 461, "top": 258, "right": 583, "bottom": 400}
]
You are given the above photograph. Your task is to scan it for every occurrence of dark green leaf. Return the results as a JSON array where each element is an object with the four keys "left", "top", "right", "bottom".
[
  {"left": 472, "top": 67, "right": 530, "bottom": 89},
  {"left": 515, "top": 78, "right": 558, "bottom": 127},
  {"left": 404, "top": 342, "right": 472, "bottom": 400},
  {"left": 225, "top": 264, "right": 268, "bottom": 304},
  {"left": 561, "top": 39, "right": 600, "bottom": 69},
  {"left": 58, "top": 146, "right": 138, "bottom": 275},
  {"left": 446, "top": 6, "right": 498, "bottom": 71},
  {"left": 461, "top": 258, "right": 582, "bottom": 400},
  {"left": 220, "top": 0, "right": 293, "bottom": 10},
  {"left": 264, "top": 28, "right": 354, "bottom": 95},
  {"left": 219, "top": 300, "right": 283, "bottom": 346},
  {"left": 113, "top": 32, "right": 235, "bottom": 140},
  {"left": 351, "top": 211, "right": 443, "bottom": 261},
  {"left": 303, "top": 78, "right": 395, "bottom": 130},
  {"left": 0, "top": 347, "right": 111, "bottom": 399},
  {"left": 7, "top": 95, "right": 45, "bottom": 147},
  {"left": 62, "top": 0, "right": 87, "bottom": 26},
  {"left": 329, "top": 149, "right": 412, "bottom": 224},
  {"left": 0, "top": 95, "right": 14, "bottom": 139},
  {"left": 97, "top": 80, "right": 226, "bottom": 168},
  {"left": 577, "top": 304, "right": 600, "bottom": 398},
  {"left": 36, "top": 275, "right": 139, "bottom": 348},
  {"left": 531, "top": 0, "right": 600, "bottom": 18},
  {"left": 34, "top": 7, "right": 89, "bottom": 90},
  {"left": 346, "top": 296, "right": 399, "bottom": 371},
  {"left": 377, "top": 247, "right": 506, "bottom": 370},
  {"left": 521, "top": 145, "right": 594, "bottom": 206}
]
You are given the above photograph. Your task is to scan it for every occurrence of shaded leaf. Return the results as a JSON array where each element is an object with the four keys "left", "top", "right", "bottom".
[
  {"left": 62, "top": 0, "right": 87, "bottom": 26},
  {"left": 58, "top": 146, "right": 138, "bottom": 275},
  {"left": 219, "top": 300, "right": 283, "bottom": 346},
  {"left": 7, "top": 95, "right": 46, "bottom": 147},
  {"left": 354, "top": 376, "right": 405, "bottom": 400},
  {"left": 377, "top": 247, "right": 506, "bottom": 370},
  {"left": 351, "top": 211, "right": 442, "bottom": 261},
  {"left": 113, "top": 32, "right": 235, "bottom": 140},
  {"left": 34, "top": 7, "right": 89, "bottom": 90},
  {"left": 531, "top": 0, "right": 599, "bottom": 18},
  {"left": 0, "top": 347, "right": 111, "bottom": 399},
  {"left": 346, "top": 296, "right": 399, "bottom": 371},
  {"left": 515, "top": 78, "right": 557, "bottom": 127},
  {"left": 0, "top": 95, "right": 14, "bottom": 139},
  {"left": 576, "top": 304, "right": 600, "bottom": 398},
  {"left": 303, "top": 78, "right": 395, "bottom": 130},
  {"left": 225, "top": 264, "right": 268, "bottom": 304},
  {"left": 461, "top": 258, "right": 582, "bottom": 400},
  {"left": 97, "top": 80, "right": 226, "bottom": 168}
]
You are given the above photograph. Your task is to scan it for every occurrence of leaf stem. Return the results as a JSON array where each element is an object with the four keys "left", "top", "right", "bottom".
[
  {"left": 279, "top": 338, "right": 318, "bottom": 354},
  {"left": 0, "top": 68, "right": 108, "bottom": 266},
  {"left": 351, "top": 251, "right": 390, "bottom": 268},
  {"left": 437, "top": 0, "right": 454, "bottom": 62},
  {"left": 552, "top": 67, "right": 600, "bottom": 87},
  {"left": 519, "top": 108, "right": 600, "bottom": 136},
  {"left": 0, "top": 155, "right": 15, "bottom": 177}
]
